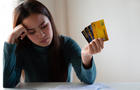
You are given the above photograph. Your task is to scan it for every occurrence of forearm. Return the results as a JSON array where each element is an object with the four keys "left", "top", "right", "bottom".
[
  {"left": 80, "top": 57, "right": 96, "bottom": 84},
  {"left": 4, "top": 67, "right": 21, "bottom": 88},
  {"left": 81, "top": 49, "right": 93, "bottom": 68},
  {"left": 7, "top": 33, "right": 17, "bottom": 44},
  {"left": 3, "top": 42, "right": 21, "bottom": 88}
]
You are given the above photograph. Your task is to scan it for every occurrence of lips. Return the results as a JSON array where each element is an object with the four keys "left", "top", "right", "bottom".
[{"left": 40, "top": 38, "right": 49, "bottom": 43}]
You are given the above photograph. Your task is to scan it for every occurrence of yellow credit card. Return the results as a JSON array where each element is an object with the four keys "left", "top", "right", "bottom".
[
  {"left": 82, "top": 19, "right": 109, "bottom": 43},
  {"left": 91, "top": 19, "right": 109, "bottom": 41}
]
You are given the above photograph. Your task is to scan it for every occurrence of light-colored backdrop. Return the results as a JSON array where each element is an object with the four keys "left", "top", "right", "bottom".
[
  {"left": 1, "top": 0, "right": 140, "bottom": 86},
  {"left": 39, "top": 0, "right": 140, "bottom": 83}
]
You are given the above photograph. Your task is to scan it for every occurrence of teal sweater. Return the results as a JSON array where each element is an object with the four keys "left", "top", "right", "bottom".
[{"left": 3, "top": 36, "right": 96, "bottom": 88}]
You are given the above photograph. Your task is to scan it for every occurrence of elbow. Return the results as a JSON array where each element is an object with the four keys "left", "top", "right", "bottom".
[
  {"left": 81, "top": 74, "right": 96, "bottom": 85},
  {"left": 85, "top": 76, "right": 96, "bottom": 84},
  {"left": 83, "top": 71, "right": 96, "bottom": 84},
  {"left": 3, "top": 77, "right": 18, "bottom": 88},
  {"left": 3, "top": 83, "right": 17, "bottom": 88},
  {"left": 3, "top": 83, "right": 13, "bottom": 88},
  {"left": 3, "top": 81, "right": 16, "bottom": 88}
]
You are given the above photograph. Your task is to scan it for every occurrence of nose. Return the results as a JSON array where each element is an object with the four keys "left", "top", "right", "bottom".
[{"left": 38, "top": 30, "right": 46, "bottom": 38}]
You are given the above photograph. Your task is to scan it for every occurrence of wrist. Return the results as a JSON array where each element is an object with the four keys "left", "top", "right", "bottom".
[
  {"left": 7, "top": 33, "right": 16, "bottom": 44},
  {"left": 81, "top": 50, "right": 92, "bottom": 68}
]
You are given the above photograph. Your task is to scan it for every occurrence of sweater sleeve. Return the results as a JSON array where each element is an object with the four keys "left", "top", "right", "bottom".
[
  {"left": 63, "top": 36, "right": 96, "bottom": 84},
  {"left": 3, "top": 42, "right": 22, "bottom": 88}
]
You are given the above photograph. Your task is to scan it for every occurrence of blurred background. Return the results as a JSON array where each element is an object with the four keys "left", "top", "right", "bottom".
[{"left": 0, "top": 0, "right": 140, "bottom": 87}]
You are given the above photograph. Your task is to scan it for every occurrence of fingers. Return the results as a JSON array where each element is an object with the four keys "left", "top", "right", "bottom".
[
  {"left": 89, "top": 42, "right": 96, "bottom": 54},
  {"left": 14, "top": 24, "right": 27, "bottom": 40},
  {"left": 7, "top": 24, "right": 27, "bottom": 44},
  {"left": 20, "top": 30, "right": 27, "bottom": 40},
  {"left": 98, "top": 38, "right": 104, "bottom": 49},
  {"left": 90, "top": 38, "right": 104, "bottom": 53}
]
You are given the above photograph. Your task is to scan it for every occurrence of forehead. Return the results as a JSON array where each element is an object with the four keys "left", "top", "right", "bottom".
[{"left": 22, "top": 14, "right": 50, "bottom": 28}]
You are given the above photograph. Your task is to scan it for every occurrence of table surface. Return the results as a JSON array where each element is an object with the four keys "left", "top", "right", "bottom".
[{"left": 3, "top": 82, "right": 140, "bottom": 90}]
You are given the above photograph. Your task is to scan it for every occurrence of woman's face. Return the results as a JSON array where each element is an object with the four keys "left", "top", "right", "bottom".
[{"left": 22, "top": 14, "right": 53, "bottom": 47}]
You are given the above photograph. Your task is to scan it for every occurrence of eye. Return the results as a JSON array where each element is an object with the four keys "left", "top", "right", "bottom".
[
  {"left": 28, "top": 30, "right": 36, "bottom": 35},
  {"left": 41, "top": 24, "right": 48, "bottom": 29}
]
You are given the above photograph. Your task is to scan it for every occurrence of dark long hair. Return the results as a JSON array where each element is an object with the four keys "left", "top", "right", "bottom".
[{"left": 14, "top": 0, "right": 67, "bottom": 81}]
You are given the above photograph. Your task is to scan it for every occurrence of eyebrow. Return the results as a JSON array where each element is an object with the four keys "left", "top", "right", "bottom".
[{"left": 22, "top": 21, "right": 45, "bottom": 31}]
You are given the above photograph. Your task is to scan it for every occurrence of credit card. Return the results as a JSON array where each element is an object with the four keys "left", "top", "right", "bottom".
[{"left": 82, "top": 19, "right": 109, "bottom": 43}]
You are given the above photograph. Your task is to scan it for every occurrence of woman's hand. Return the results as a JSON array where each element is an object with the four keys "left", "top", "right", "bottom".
[
  {"left": 81, "top": 38, "right": 104, "bottom": 68},
  {"left": 7, "top": 24, "right": 27, "bottom": 44}
]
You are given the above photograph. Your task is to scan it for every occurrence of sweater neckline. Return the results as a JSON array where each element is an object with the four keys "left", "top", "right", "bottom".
[{"left": 31, "top": 42, "right": 50, "bottom": 53}]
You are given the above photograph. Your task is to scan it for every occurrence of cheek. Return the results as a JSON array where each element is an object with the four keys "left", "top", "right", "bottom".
[
  {"left": 48, "top": 27, "right": 53, "bottom": 37},
  {"left": 44, "top": 27, "right": 53, "bottom": 37}
]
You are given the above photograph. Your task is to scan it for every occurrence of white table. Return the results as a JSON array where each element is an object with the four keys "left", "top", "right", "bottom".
[
  {"left": 106, "top": 82, "right": 140, "bottom": 90},
  {"left": 3, "top": 82, "right": 140, "bottom": 90},
  {"left": 3, "top": 82, "right": 112, "bottom": 90}
]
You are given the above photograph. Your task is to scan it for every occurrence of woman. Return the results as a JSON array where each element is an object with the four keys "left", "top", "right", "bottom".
[{"left": 3, "top": 0, "right": 104, "bottom": 88}]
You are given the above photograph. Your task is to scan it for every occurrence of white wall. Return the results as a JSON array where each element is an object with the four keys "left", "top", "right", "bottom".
[
  {"left": 0, "top": 0, "right": 14, "bottom": 88},
  {"left": 39, "top": 0, "right": 68, "bottom": 35},
  {"left": 65, "top": 0, "right": 140, "bottom": 82},
  {"left": 40, "top": 0, "right": 140, "bottom": 82}
]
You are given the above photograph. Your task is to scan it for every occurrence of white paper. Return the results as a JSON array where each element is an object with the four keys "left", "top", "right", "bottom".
[{"left": 48, "top": 83, "right": 114, "bottom": 90}]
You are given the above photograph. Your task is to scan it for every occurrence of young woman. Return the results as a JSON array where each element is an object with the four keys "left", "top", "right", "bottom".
[{"left": 3, "top": 0, "right": 104, "bottom": 88}]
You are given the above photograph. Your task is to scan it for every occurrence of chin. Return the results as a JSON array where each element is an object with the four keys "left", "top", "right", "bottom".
[
  {"left": 39, "top": 41, "right": 52, "bottom": 47},
  {"left": 40, "top": 44, "right": 49, "bottom": 47},
  {"left": 38, "top": 43, "right": 49, "bottom": 47}
]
